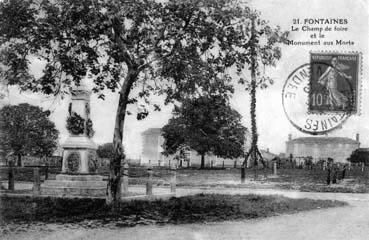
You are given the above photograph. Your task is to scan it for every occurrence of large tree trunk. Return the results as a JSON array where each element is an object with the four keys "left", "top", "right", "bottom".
[
  {"left": 200, "top": 154, "right": 205, "bottom": 169},
  {"left": 106, "top": 69, "right": 137, "bottom": 204},
  {"left": 106, "top": 16, "right": 140, "bottom": 204}
]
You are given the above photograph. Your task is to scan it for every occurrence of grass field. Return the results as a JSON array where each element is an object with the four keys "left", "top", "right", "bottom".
[
  {"left": 130, "top": 166, "right": 369, "bottom": 184},
  {"left": 0, "top": 194, "right": 346, "bottom": 228}
]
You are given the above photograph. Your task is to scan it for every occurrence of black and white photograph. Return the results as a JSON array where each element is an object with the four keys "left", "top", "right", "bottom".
[{"left": 0, "top": 0, "right": 368, "bottom": 239}]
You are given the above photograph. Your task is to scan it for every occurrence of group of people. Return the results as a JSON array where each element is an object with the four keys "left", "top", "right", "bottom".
[{"left": 326, "top": 158, "right": 348, "bottom": 185}]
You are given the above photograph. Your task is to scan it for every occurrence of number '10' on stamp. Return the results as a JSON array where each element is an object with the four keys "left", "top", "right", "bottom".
[{"left": 309, "top": 52, "right": 360, "bottom": 114}]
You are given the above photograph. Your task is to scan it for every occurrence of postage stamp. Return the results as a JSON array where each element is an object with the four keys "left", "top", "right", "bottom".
[
  {"left": 282, "top": 63, "right": 349, "bottom": 135},
  {"left": 309, "top": 52, "right": 360, "bottom": 114}
]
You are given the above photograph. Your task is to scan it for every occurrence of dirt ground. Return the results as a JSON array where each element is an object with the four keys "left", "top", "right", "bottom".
[{"left": 2, "top": 188, "right": 369, "bottom": 240}]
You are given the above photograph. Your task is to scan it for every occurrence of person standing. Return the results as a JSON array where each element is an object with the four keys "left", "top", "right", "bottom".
[
  {"left": 342, "top": 164, "right": 347, "bottom": 180},
  {"left": 332, "top": 164, "right": 337, "bottom": 184},
  {"left": 326, "top": 161, "right": 331, "bottom": 185}
]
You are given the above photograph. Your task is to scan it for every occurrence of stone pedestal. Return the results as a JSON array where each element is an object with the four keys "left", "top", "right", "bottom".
[
  {"left": 42, "top": 136, "right": 105, "bottom": 197},
  {"left": 42, "top": 174, "right": 106, "bottom": 197},
  {"left": 42, "top": 83, "right": 105, "bottom": 197},
  {"left": 61, "top": 136, "right": 98, "bottom": 174}
]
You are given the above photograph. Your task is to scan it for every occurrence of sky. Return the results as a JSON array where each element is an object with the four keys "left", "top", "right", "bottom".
[{"left": 4, "top": 0, "right": 369, "bottom": 159}]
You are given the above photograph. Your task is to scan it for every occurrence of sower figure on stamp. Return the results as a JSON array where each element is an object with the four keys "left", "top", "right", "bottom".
[{"left": 318, "top": 57, "right": 353, "bottom": 110}]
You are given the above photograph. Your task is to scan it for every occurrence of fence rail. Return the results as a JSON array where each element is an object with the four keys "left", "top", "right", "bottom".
[
  {"left": 1, "top": 163, "right": 178, "bottom": 198},
  {"left": 0, "top": 165, "right": 61, "bottom": 181}
]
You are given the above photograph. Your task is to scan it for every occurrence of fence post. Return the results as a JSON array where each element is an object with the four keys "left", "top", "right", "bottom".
[
  {"left": 241, "top": 165, "right": 246, "bottom": 183},
  {"left": 122, "top": 162, "right": 129, "bottom": 197},
  {"left": 234, "top": 160, "right": 237, "bottom": 168},
  {"left": 43, "top": 165, "right": 48, "bottom": 180},
  {"left": 33, "top": 167, "right": 41, "bottom": 195},
  {"left": 170, "top": 163, "right": 177, "bottom": 194},
  {"left": 222, "top": 160, "right": 225, "bottom": 169},
  {"left": 273, "top": 162, "right": 277, "bottom": 175},
  {"left": 146, "top": 166, "right": 153, "bottom": 196},
  {"left": 8, "top": 161, "right": 15, "bottom": 191}
]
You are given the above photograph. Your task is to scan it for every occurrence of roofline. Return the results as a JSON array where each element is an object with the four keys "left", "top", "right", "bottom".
[{"left": 286, "top": 137, "right": 359, "bottom": 144}]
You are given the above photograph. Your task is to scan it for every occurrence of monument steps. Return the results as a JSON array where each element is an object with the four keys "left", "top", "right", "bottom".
[
  {"left": 41, "top": 186, "right": 106, "bottom": 197},
  {"left": 55, "top": 174, "right": 105, "bottom": 181},
  {"left": 43, "top": 180, "right": 107, "bottom": 188}
]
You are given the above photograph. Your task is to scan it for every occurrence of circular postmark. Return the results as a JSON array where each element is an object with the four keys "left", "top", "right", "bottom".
[{"left": 282, "top": 63, "right": 350, "bottom": 135}]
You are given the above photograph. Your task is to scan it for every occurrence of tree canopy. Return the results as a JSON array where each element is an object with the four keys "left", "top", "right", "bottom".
[
  {"left": 348, "top": 149, "right": 369, "bottom": 166},
  {"left": 0, "top": 0, "right": 288, "bottom": 201},
  {"left": 0, "top": 103, "right": 59, "bottom": 166},
  {"left": 162, "top": 95, "right": 247, "bottom": 168},
  {"left": 0, "top": 0, "right": 244, "bottom": 100}
]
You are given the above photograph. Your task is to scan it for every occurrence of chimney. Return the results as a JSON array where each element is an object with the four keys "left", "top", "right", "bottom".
[
  {"left": 356, "top": 133, "right": 360, "bottom": 142},
  {"left": 288, "top": 134, "right": 292, "bottom": 141}
]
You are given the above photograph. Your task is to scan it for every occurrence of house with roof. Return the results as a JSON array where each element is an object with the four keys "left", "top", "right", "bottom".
[{"left": 285, "top": 134, "right": 360, "bottom": 163}]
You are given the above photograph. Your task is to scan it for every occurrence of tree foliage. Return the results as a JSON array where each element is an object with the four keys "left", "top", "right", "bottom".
[
  {"left": 97, "top": 142, "right": 124, "bottom": 159},
  {"left": 348, "top": 149, "right": 369, "bottom": 166},
  {"left": 0, "top": 103, "right": 59, "bottom": 166},
  {"left": 0, "top": 0, "right": 244, "bottom": 101},
  {"left": 233, "top": 11, "right": 289, "bottom": 89},
  {"left": 0, "top": 0, "right": 288, "bottom": 200},
  {"left": 162, "top": 95, "right": 247, "bottom": 168}
]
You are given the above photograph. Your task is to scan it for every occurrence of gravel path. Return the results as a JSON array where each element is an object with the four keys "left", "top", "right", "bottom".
[{"left": 2, "top": 188, "right": 369, "bottom": 240}]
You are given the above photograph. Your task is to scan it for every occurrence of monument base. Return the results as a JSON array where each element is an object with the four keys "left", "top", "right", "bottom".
[{"left": 42, "top": 174, "right": 106, "bottom": 197}]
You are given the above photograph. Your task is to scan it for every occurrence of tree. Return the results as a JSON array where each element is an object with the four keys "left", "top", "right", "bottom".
[
  {"left": 0, "top": 103, "right": 59, "bottom": 166},
  {"left": 348, "top": 149, "right": 369, "bottom": 166},
  {"left": 162, "top": 95, "right": 247, "bottom": 169},
  {"left": 0, "top": 0, "right": 248, "bottom": 202},
  {"left": 235, "top": 11, "right": 289, "bottom": 180},
  {"left": 97, "top": 142, "right": 125, "bottom": 159}
]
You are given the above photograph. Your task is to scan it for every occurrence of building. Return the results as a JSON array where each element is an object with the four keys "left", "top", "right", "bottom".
[
  {"left": 141, "top": 127, "right": 275, "bottom": 167},
  {"left": 141, "top": 128, "right": 166, "bottom": 166},
  {"left": 285, "top": 134, "right": 360, "bottom": 163}
]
